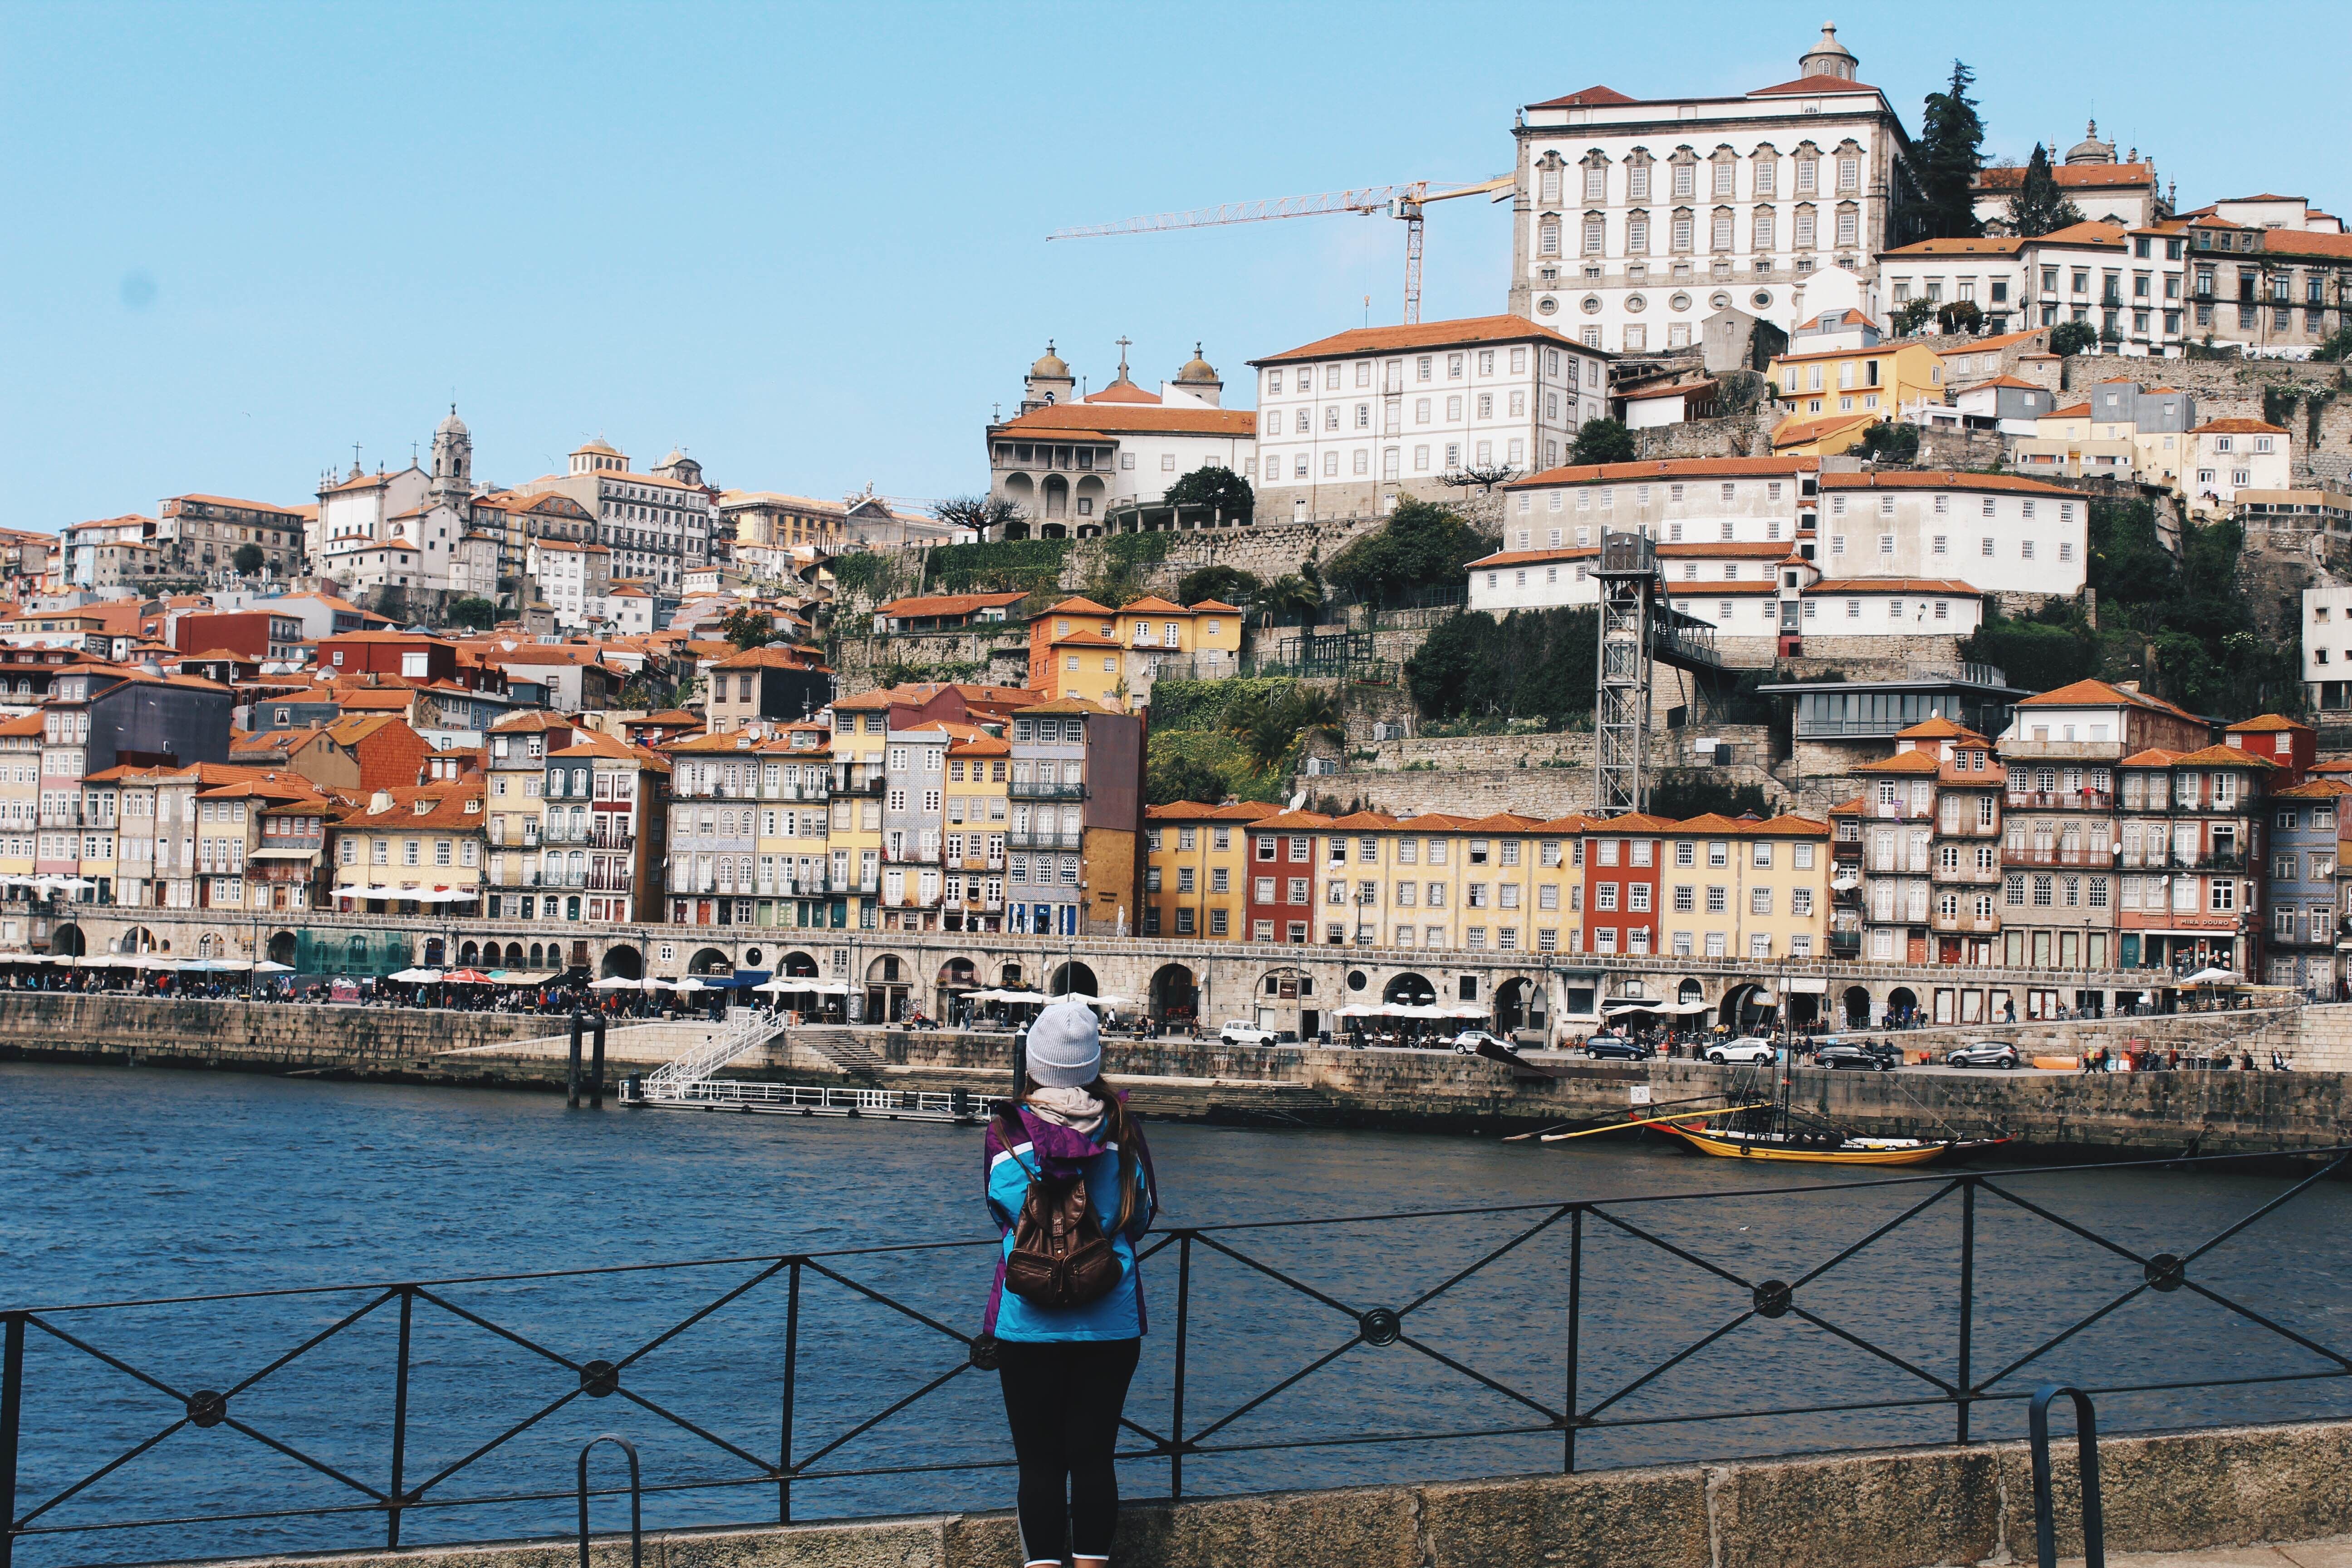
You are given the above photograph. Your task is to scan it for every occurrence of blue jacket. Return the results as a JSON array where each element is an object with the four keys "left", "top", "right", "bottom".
[{"left": 983, "top": 1103, "right": 1156, "bottom": 1342}]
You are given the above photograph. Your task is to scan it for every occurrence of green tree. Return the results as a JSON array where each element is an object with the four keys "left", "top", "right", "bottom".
[
  {"left": 1256, "top": 573, "right": 1325, "bottom": 625},
  {"left": 1161, "top": 466, "right": 1256, "bottom": 522},
  {"left": 2005, "top": 143, "right": 2085, "bottom": 238},
  {"left": 1911, "top": 60, "right": 1986, "bottom": 240},
  {"left": 1323, "top": 497, "right": 1494, "bottom": 607},
  {"left": 1936, "top": 299, "right": 1984, "bottom": 336},
  {"left": 2313, "top": 325, "right": 2352, "bottom": 363},
  {"left": 1568, "top": 417, "right": 1636, "bottom": 466},
  {"left": 1146, "top": 750, "right": 1229, "bottom": 807},
  {"left": 231, "top": 542, "right": 265, "bottom": 576},
  {"left": 1855, "top": 422, "right": 1921, "bottom": 463},
  {"left": 1891, "top": 298, "right": 1938, "bottom": 337},
  {"left": 1176, "top": 564, "right": 1259, "bottom": 606},
  {"left": 1646, "top": 771, "right": 1772, "bottom": 820},
  {"left": 720, "top": 605, "right": 777, "bottom": 649},
  {"left": 2048, "top": 319, "right": 2100, "bottom": 357},
  {"left": 1403, "top": 607, "right": 1600, "bottom": 728},
  {"left": 446, "top": 595, "right": 497, "bottom": 632}
]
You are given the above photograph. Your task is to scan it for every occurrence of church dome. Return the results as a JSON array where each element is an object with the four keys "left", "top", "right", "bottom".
[
  {"left": 1176, "top": 343, "right": 1220, "bottom": 384},
  {"left": 1029, "top": 341, "right": 1070, "bottom": 380},
  {"left": 1798, "top": 20, "right": 1857, "bottom": 79},
  {"left": 2064, "top": 119, "right": 2116, "bottom": 166},
  {"left": 661, "top": 447, "right": 688, "bottom": 467},
  {"left": 436, "top": 405, "right": 467, "bottom": 437},
  {"left": 573, "top": 436, "right": 620, "bottom": 456}
]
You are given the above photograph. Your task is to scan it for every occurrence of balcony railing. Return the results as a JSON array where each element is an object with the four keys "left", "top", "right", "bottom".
[
  {"left": 1010, "top": 780, "right": 1087, "bottom": 800},
  {"left": 1930, "top": 914, "right": 2002, "bottom": 933},
  {"left": 2001, "top": 848, "right": 2108, "bottom": 867},
  {"left": 1008, "top": 830, "right": 1083, "bottom": 850},
  {"left": 2006, "top": 791, "right": 2115, "bottom": 811},
  {"left": 882, "top": 845, "right": 940, "bottom": 865}
]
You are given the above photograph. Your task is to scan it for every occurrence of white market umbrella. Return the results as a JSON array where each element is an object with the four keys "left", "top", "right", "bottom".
[
  {"left": 590, "top": 975, "right": 641, "bottom": 990},
  {"left": 671, "top": 977, "right": 709, "bottom": 993},
  {"left": 252, "top": 960, "right": 293, "bottom": 974},
  {"left": 388, "top": 967, "right": 443, "bottom": 984},
  {"left": 2183, "top": 967, "right": 2243, "bottom": 985}
]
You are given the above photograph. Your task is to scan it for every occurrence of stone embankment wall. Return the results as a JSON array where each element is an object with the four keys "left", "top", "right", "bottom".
[
  {"left": 161, "top": 1419, "right": 2352, "bottom": 1568},
  {"left": 1300, "top": 724, "right": 1786, "bottom": 822},
  {"left": 0, "top": 994, "right": 544, "bottom": 1073},
  {"left": 833, "top": 627, "right": 1032, "bottom": 696},
  {"left": 1633, "top": 410, "right": 1779, "bottom": 461}
]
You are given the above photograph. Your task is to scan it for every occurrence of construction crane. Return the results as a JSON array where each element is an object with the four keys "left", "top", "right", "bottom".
[{"left": 1046, "top": 175, "right": 1514, "bottom": 326}]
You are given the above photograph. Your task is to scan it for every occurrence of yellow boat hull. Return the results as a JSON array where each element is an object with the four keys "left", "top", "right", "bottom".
[{"left": 1651, "top": 1122, "right": 2001, "bottom": 1166}]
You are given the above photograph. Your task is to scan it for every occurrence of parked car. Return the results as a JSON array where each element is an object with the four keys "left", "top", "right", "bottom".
[
  {"left": 1450, "top": 1029, "right": 1514, "bottom": 1054},
  {"left": 1583, "top": 1034, "right": 1651, "bottom": 1061},
  {"left": 1945, "top": 1040, "right": 2020, "bottom": 1069},
  {"left": 1705, "top": 1036, "right": 1779, "bottom": 1065},
  {"left": 1816, "top": 1041, "right": 1900, "bottom": 1072},
  {"left": 1219, "top": 1020, "right": 1277, "bottom": 1047}
]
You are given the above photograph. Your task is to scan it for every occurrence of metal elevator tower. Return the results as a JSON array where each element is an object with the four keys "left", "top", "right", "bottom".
[{"left": 1593, "top": 530, "right": 1659, "bottom": 817}]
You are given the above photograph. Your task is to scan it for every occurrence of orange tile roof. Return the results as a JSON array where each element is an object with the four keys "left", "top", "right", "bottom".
[
  {"left": 1883, "top": 236, "right": 2029, "bottom": 257},
  {"left": 1036, "top": 597, "right": 1115, "bottom": 617},
  {"left": 1253, "top": 314, "right": 1587, "bottom": 366},
  {"left": 991, "top": 404, "right": 1257, "bottom": 439},
  {"left": 1529, "top": 84, "right": 1637, "bottom": 108},
  {"left": 1748, "top": 73, "right": 1882, "bottom": 97},
  {"left": 1895, "top": 717, "right": 1992, "bottom": 743},
  {"left": 876, "top": 591, "right": 1031, "bottom": 618},
  {"left": 2273, "top": 779, "right": 2352, "bottom": 799},
  {"left": 1975, "top": 162, "right": 2154, "bottom": 191},
  {"left": 1189, "top": 598, "right": 1243, "bottom": 613},
  {"left": 2192, "top": 418, "right": 2290, "bottom": 436},
  {"left": 1853, "top": 750, "right": 1944, "bottom": 775},
  {"left": 1937, "top": 330, "right": 2049, "bottom": 356},
  {"left": 1818, "top": 470, "right": 2080, "bottom": 496},
  {"left": 1117, "top": 595, "right": 1189, "bottom": 614},
  {"left": 167, "top": 494, "right": 308, "bottom": 516},
  {"left": 2046, "top": 403, "right": 2093, "bottom": 419},
  {"left": 2120, "top": 748, "right": 2183, "bottom": 768},
  {"left": 2020, "top": 679, "right": 2200, "bottom": 720},
  {"left": 1248, "top": 810, "right": 1336, "bottom": 831},
  {"left": 2258, "top": 230, "right": 2352, "bottom": 261},
  {"left": 1503, "top": 455, "right": 1815, "bottom": 491},
  {"left": 2172, "top": 744, "right": 2278, "bottom": 769},
  {"left": 1803, "top": 578, "right": 1984, "bottom": 596},
  {"left": 2226, "top": 715, "right": 2310, "bottom": 733},
  {"left": 1961, "top": 376, "right": 2049, "bottom": 392},
  {"left": 1770, "top": 412, "right": 1879, "bottom": 448}
]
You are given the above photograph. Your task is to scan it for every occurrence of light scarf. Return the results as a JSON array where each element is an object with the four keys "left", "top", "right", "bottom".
[{"left": 1024, "top": 1084, "right": 1106, "bottom": 1136}]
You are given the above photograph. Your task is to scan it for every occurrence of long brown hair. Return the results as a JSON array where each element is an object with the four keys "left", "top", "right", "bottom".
[{"left": 1022, "top": 1075, "right": 1142, "bottom": 1231}]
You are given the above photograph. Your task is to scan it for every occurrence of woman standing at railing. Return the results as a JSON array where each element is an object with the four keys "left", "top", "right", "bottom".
[{"left": 982, "top": 999, "right": 1158, "bottom": 1568}]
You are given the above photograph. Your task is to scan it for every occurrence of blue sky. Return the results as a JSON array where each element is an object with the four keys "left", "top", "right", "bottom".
[{"left": 3, "top": 0, "right": 2346, "bottom": 531}]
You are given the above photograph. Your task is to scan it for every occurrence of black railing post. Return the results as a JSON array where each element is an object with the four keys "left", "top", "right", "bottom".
[
  {"left": 590, "top": 1014, "right": 608, "bottom": 1109},
  {"left": 1563, "top": 1207, "right": 1583, "bottom": 1475},
  {"left": 778, "top": 1259, "right": 800, "bottom": 1524},
  {"left": 1956, "top": 1176, "right": 1976, "bottom": 1446},
  {"left": 567, "top": 1008, "right": 583, "bottom": 1108},
  {"left": 2030, "top": 1385, "right": 2103, "bottom": 1568},
  {"left": 387, "top": 1286, "right": 412, "bottom": 1548},
  {"left": 1169, "top": 1233, "right": 1192, "bottom": 1501},
  {"left": 576, "top": 1434, "right": 642, "bottom": 1568},
  {"left": 1, "top": 1312, "right": 24, "bottom": 1568}
]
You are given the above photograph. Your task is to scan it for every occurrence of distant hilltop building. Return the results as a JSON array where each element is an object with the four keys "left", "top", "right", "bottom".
[
  {"left": 984, "top": 341, "right": 1256, "bottom": 538},
  {"left": 1973, "top": 121, "right": 2169, "bottom": 236},
  {"left": 1509, "top": 22, "right": 1906, "bottom": 350}
]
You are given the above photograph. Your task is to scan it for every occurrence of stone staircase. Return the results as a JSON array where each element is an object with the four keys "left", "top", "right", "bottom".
[
  {"left": 2288, "top": 1002, "right": 2352, "bottom": 1072},
  {"left": 794, "top": 1026, "right": 889, "bottom": 1081}
]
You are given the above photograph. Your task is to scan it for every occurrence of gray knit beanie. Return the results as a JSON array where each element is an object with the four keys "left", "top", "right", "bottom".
[{"left": 1026, "top": 999, "right": 1102, "bottom": 1088}]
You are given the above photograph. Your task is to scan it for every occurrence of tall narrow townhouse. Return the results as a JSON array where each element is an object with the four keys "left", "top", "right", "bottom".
[
  {"left": 1576, "top": 814, "right": 1677, "bottom": 959},
  {"left": 1528, "top": 815, "right": 1595, "bottom": 958},
  {"left": 879, "top": 720, "right": 949, "bottom": 932},
  {"left": 1850, "top": 718, "right": 2006, "bottom": 967},
  {"left": 1316, "top": 809, "right": 1403, "bottom": 948},
  {"left": 483, "top": 712, "right": 574, "bottom": 920},
  {"left": 540, "top": 729, "right": 664, "bottom": 930},
  {"left": 1142, "top": 800, "right": 1279, "bottom": 939},
  {"left": 2116, "top": 743, "right": 2276, "bottom": 981},
  {"left": 1997, "top": 678, "right": 2210, "bottom": 975},
  {"left": 756, "top": 722, "right": 839, "bottom": 931},
  {"left": 664, "top": 730, "right": 766, "bottom": 928},
  {"left": 1244, "top": 810, "right": 1334, "bottom": 944},
  {"left": 2264, "top": 778, "right": 2347, "bottom": 993},
  {"left": 95, "top": 765, "right": 166, "bottom": 909},
  {"left": 0, "top": 713, "right": 40, "bottom": 890},
  {"left": 194, "top": 773, "right": 334, "bottom": 915},
  {"left": 941, "top": 730, "right": 1008, "bottom": 933},
  {"left": 827, "top": 692, "right": 890, "bottom": 928},
  {"left": 1008, "top": 698, "right": 1146, "bottom": 937}
]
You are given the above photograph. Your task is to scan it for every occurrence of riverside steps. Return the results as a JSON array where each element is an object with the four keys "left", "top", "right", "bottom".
[
  {"left": 3, "top": 990, "right": 2351, "bottom": 1158},
  {"left": 127, "top": 1421, "right": 2352, "bottom": 1568}
]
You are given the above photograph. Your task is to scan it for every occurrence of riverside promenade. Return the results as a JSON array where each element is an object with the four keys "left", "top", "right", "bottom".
[{"left": 0, "top": 990, "right": 2344, "bottom": 1157}]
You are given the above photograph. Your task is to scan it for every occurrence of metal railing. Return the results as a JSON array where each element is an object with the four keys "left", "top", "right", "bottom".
[{"left": 7, "top": 1149, "right": 2352, "bottom": 1564}]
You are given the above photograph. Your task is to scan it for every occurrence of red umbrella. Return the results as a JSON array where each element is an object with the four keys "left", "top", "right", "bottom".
[{"left": 444, "top": 968, "right": 494, "bottom": 985}]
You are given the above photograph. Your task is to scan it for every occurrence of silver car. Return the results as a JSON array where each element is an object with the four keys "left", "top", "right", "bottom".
[{"left": 1945, "top": 1040, "right": 2019, "bottom": 1069}]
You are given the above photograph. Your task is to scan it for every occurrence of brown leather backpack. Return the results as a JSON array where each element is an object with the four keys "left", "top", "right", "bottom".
[{"left": 997, "top": 1109, "right": 1124, "bottom": 1309}]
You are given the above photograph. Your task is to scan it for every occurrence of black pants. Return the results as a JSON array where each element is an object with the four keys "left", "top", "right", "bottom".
[{"left": 996, "top": 1337, "right": 1141, "bottom": 1563}]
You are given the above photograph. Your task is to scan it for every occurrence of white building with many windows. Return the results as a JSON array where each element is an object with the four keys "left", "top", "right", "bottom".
[
  {"left": 2185, "top": 419, "right": 2293, "bottom": 517},
  {"left": 1249, "top": 317, "right": 1608, "bottom": 521},
  {"left": 1467, "top": 459, "right": 2082, "bottom": 641},
  {"left": 1508, "top": 23, "right": 1916, "bottom": 351}
]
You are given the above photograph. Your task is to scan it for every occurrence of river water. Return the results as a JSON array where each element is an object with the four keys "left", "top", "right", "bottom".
[{"left": 5, "top": 1061, "right": 2351, "bottom": 1565}]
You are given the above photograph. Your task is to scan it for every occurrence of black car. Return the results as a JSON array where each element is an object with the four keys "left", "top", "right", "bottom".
[
  {"left": 1583, "top": 1034, "right": 1652, "bottom": 1061},
  {"left": 1815, "top": 1041, "right": 1900, "bottom": 1071}
]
